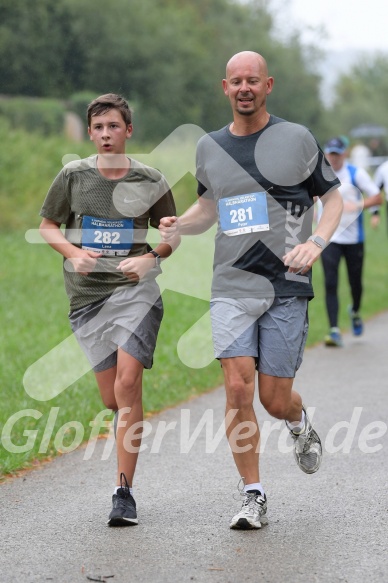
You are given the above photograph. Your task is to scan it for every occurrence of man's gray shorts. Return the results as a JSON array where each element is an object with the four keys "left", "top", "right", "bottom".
[
  {"left": 210, "top": 296, "right": 309, "bottom": 378},
  {"left": 69, "top": 281, "right": 163, "bottom": 373}
]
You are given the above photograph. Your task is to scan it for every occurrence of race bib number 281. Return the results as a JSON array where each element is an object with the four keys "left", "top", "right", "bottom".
[
  {"left": 81, "top": 215, "right": 134, "bottom": 256},
  {"left": 218, "top": 192, "right": 269, "bottom": 236}
]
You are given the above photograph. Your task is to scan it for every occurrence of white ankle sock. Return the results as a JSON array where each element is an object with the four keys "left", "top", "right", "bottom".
[
  {"left": 244, "top": 482, "right": 265, "bottom": 497},
  {"left": 287, "top": 409, "right": 306, "bottom": 433},
  {"left": 114, "top": 485, "right": 134, "bottom": 496}
]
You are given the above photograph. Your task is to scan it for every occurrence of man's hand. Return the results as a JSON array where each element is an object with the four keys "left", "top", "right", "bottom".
[
  {"left": 117, "top": 255, "right": 156, "bottom": 281},
  {"left": 283, "top": 241, "right": 322, "bottom": 275},
  {"left": 159, "top": 216, "right": 180, "bottom": 242}
]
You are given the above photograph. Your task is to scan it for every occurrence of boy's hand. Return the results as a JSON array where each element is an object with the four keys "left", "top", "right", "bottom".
[
  {"left": 66, "top": 250, "right": 102, "bottom": 275},
  {"left": 117, "top": 255, "right": 156, "bottom": 281},
  {"left": 159, "top": 216, "right": 179, "bottom": 242}
]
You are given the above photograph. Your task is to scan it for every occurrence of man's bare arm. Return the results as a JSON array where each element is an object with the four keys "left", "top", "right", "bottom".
[
  {"left": 159, "top": 196, "right": 217, "bottom": 241},
  {"left": 283, "top": 188, "right": 343, "bottom": 274}
]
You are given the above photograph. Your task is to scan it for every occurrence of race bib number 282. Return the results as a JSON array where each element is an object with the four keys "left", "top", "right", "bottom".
[{"left": 81, "top": 215, "right": 134, "bottom": 256}]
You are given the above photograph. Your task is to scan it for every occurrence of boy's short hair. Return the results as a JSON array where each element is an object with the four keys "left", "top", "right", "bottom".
[{"left": 87, "top": 94, "right": 133, "bottom": 127}]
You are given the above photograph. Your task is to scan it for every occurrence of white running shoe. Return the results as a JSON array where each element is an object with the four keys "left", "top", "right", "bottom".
[
  {"left": 288, "top": 406, "right": 322, "bottom": 474},
  {"left": 230, "top": 487, "right": 268, "bottom": 530}
]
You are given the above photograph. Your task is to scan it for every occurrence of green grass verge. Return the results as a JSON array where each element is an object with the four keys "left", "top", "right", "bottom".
[{"left": 1, "top": 211, "right": 387, "bottom": 479}]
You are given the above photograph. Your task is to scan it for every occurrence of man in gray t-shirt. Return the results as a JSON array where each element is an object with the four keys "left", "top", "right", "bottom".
[{"left": 160, "top": 52, "right": 343, "bottom": 530}]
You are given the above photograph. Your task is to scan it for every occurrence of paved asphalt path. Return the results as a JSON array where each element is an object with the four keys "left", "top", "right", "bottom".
[{"left": 1, "top": 312, "right": 388, "bottom": 583}]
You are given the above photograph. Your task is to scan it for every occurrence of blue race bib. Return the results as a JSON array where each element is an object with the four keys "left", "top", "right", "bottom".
[
  {"left": 218, "top": 192, "right": 269, "bottom": 236},
  {"left": 81, "top": 215, "right": 134, "bottom": 256}
]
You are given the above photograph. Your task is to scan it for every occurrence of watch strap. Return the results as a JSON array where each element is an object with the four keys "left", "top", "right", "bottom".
[
  {"left": 149, "top": 249, "right": 161, "bottom": 267},
  {"left": 307, "top": 235, "right": 326, "bottom": 249}
]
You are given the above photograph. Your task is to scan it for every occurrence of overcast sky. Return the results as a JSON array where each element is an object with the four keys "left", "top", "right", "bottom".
[{"left": 276, "top": 0, "right": 388, "bottom": 53}]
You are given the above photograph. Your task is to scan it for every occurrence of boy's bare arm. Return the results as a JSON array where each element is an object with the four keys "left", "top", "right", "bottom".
[{"left": 39, "top": 217, "right": 102, "bottom": 275}]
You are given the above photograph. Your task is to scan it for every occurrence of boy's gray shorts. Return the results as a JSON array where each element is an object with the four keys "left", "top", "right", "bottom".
[
  {"left": 210, "top": 296, "right": 309, "bottom": 378},
  {"left": 69, "top": 281, "right": 163, "bottom": 373}
]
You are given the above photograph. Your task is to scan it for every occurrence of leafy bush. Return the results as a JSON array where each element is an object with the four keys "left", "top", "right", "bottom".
[
  {"left": 0, "top": 118, "right": 94, "bottom": 230},
  {"left": 0, "top": 96, "right": 66, "bottom": 135},
  {"left": 66, "top": 91, "right": 97, "bottom": 133}
]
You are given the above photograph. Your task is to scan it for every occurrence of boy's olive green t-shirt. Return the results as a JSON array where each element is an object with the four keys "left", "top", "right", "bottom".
[{"left": 40, "top": 155, "right": 176, "bottom": 311}]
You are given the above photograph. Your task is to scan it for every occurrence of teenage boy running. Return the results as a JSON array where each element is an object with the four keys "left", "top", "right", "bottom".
[{"left": 39, "top": 93, "right": 179, "bottom": 526}]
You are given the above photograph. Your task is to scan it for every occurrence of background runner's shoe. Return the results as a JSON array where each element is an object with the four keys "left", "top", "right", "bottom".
[
  {"left": 289, "top": 407, "right": 322, "bottom": 474},
  {"left": 108, "top": 473, "right": 138, "bottom": 526},
  {"left": 230, "top": 489, "right": 268, "bottom": 530},
  {"left": 324, "top": 327, "right": 343, "bottom": 347},
  {"left": 348, "top": 306, "right": 363, "bottom": 336}
]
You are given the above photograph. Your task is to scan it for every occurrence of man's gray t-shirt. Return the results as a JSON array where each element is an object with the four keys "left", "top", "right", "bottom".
[{"left": 196, "top": 115, "right": 340, "bottom": 300}]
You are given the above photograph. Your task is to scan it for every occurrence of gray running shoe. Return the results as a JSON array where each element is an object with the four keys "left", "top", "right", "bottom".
[
  {"left": 108, "top": 473, "right": 138, "bottom": 526},
  {"left": 288, "top": 407, "right": 322, "bottom": 474},
  {"left": 230, "top": 486, "right": 268, "bottom": 530}
]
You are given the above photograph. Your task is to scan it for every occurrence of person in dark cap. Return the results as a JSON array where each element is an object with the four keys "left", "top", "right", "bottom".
[{"left": 320, "top": 136, "right": 382, "bottom": 347}]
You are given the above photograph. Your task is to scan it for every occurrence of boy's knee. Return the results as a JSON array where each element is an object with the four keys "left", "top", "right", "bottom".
[
  {"left": 102, "top": 398, "right": 118, "bottom": 411},
  {"left": 115, "top": 374, "right": 142, "bottom": 404}
]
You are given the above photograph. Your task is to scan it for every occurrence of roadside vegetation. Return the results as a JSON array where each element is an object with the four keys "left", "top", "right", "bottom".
[{"left": 1, "top": 123, "right": 387, "bottom": 479}]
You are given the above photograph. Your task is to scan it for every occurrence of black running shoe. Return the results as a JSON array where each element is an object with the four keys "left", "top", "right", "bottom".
[{"left": 108, "top": 473, "right": 138, "bottom": 526}]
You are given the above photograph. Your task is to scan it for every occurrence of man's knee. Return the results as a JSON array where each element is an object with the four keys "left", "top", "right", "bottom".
[
  {"left": 263, "top": 398, "right": 290, "bottom": 419},
  {"left": 260, "top": 382, "right": 293, "bottom": 419},
  {"left": 226, "top": 379, "right": 254, "bottom": 410}
]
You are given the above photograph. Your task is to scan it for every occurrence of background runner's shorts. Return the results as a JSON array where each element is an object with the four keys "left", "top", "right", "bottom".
[
  {"left": 69, "top": 282, "right": 163, "bottom": 372},
  {"left": 210, "top": 296, "right": 309, "bottom": 378}
]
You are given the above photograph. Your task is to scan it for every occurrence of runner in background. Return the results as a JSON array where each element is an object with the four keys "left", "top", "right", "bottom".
[
  {"left": 373, "top": 159, "right": 388, "bottom": 235},
  {"left": 321, "top": 136, "right": 382, "bottom": 347}
]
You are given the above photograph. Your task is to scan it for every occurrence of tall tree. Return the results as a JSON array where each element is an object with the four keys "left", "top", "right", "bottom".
[
  {"left": 0, "top": 0, "right": 326, "bottom": 142},
  {"left": 329, "top": 53, "right": 388, "bottom": 137},
  {"left": 0, "top": 0, "right": 84, "bottom": 96}
]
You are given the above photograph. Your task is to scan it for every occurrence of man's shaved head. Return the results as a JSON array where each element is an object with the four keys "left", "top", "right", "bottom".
[{"left": 226, "top": 51, "right": 268, "bottom": 79}]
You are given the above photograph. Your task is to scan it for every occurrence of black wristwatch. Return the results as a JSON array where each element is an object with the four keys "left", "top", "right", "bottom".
[{"left": 149, "top": 250, "right": 161, "bottom": 267}]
